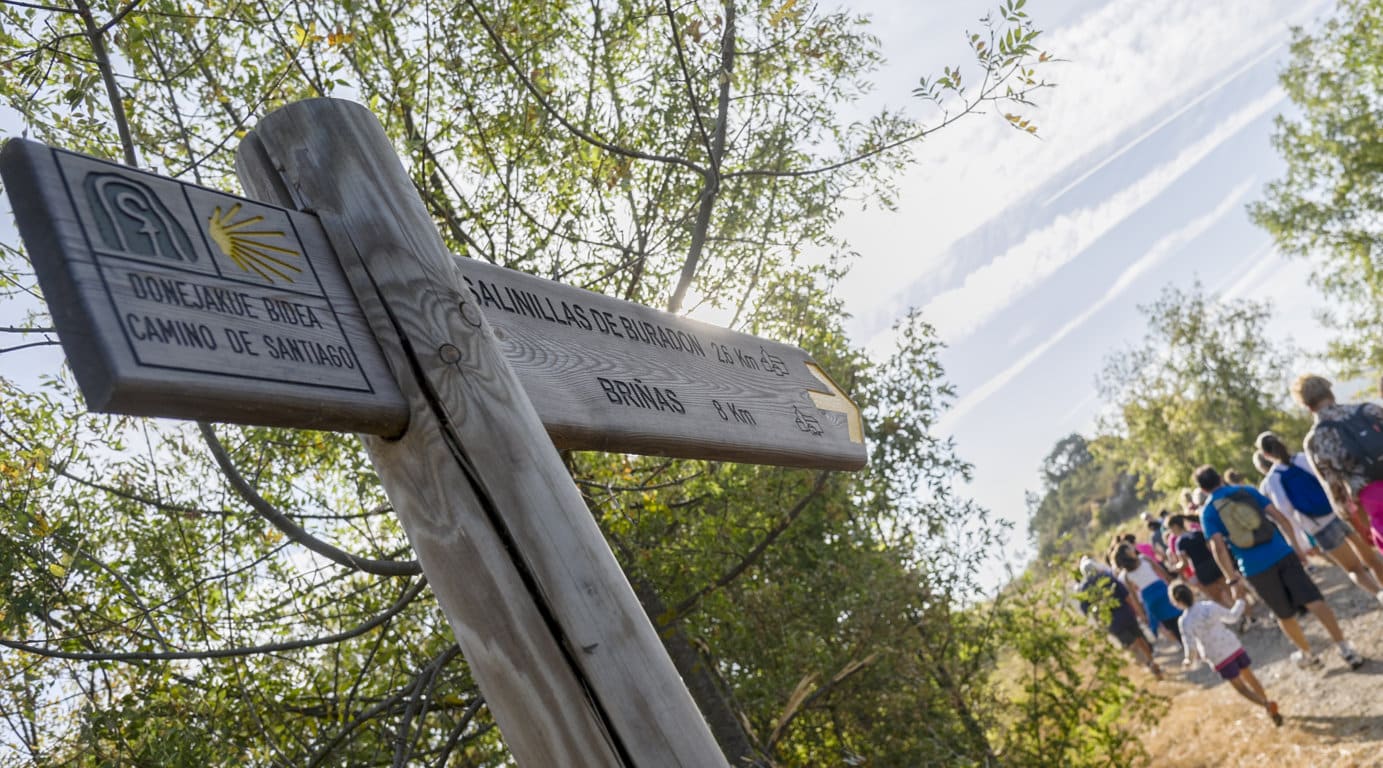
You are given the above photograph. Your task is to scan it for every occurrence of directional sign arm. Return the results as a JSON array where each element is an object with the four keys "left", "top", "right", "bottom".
[{"left": 804, "top": 362, "right": 863, "bottom": 445}]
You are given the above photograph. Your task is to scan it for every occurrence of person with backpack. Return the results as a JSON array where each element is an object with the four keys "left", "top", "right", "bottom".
[
  {"left": 1075, "top": 557, "right": 1162, "bottom": 679},
  {"left": 1195, "top": 464, "right": 1365, "bottom": 670},
  {"left": 1257, "top": 430, "right": 1383, "bottom": 605},
  {"left": 1165, "top": 514, "right": 1235, "bottom": 609},
  {"left": 1254, "top": 449, "right": 1323, "bottom": 563},
  {"left": 1294, "top": 374, "right": 1383, "bottom": 557}
]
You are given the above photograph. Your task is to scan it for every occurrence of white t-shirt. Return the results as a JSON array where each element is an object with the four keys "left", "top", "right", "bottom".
[
  {"left": 1264, "top": 453, "right": 1339, "bottom": 537},
  {"left": 1121, "top": 556, "right": 1162, "bottom": 591},
  {"left": 1180, "top": 599, "right": 1247, "bottom": 668}
]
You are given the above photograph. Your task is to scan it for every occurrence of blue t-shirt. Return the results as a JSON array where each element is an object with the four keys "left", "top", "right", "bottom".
[{"left": 1200, "top": 484, "right": 1294, "bottom": 577}]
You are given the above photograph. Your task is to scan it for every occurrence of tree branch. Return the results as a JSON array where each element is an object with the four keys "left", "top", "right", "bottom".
[
  {"left": 198, "top": 422, "right": 421, "bottom": 577},
  {"left": 0, "top": 340, "right": 60, "bottom": 354},
  {"left": 765, "top": 653, "right": 876, "bottom": 752},
  {"left": 0, "top": 0, "right": 78, "bottom": 13},
  {"left": 72, "top": 0, "right": 137, "bottom": 166},
  {"left": 393, "top": 643, "right": 462, "bottom": 768},
  {"left": 460, "top": 0, "right": 704, "bottom": 174},
  {"left": 667, "top": 0, "right": 735, "bottom": 314},
  {"left": 0, "top": 577, "right": 428, "bottom": 662},
  {"left": 668, "top": 468, "right": 828, "bottom": 620}
]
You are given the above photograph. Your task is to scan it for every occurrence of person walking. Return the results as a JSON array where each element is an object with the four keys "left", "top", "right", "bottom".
[
  {"left": 1294, "top": 374, "right": 1383, "bottom": 556},
  {"left": 1165, "top": 514, "right": 1235, "bottom": 609},
  {"left": 1255, "top": 449, "right": 1323, "bottom": 563},
  {"left": 1195, "top": 464, "right": 1364, "bottom": 670},
  {"left": 1144, "top": 510, "right": 1169, "bottom": 561},
  {"left": 1113, "top": 541, "right": 1182, "bottom": 646},
  {"left": 1171, "top": 584, "right": 1282, "bottom": 726},
  {"left": 1257, "top": 430, "right": 1383, "bottom": 605},
  {"left": 1076, "top": 557, "right": 1162, "bottom": 678}
]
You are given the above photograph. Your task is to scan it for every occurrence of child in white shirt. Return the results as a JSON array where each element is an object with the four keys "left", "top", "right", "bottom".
[{"left": 1172, "top": 583, "right": 1282, "bottom": 726}]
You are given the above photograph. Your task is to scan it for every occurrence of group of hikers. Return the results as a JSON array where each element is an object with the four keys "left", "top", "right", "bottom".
[{"left": 1075, "top": 374, "right": 1383, "bottom": 727}]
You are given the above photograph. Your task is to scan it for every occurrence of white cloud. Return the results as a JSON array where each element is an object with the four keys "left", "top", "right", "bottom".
[
  {"left": 1041, "top": 38, "right": 1296, "bottom": 208},
  {"left": 937, "top": 177, "right": 1257, "bottom": 433},
  {"left": 911, "top": 88, "right": 1283, "bottom": 346},
  {"left": 837, "top": 0, "right": 1327, "bottom": 334},
  {"left": 1214, "top": 239, "right": 1277, "bottom": 301}
]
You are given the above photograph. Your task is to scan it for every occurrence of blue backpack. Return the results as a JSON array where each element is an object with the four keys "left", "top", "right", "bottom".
[{"left": 1278, "top": 461, "right": 1334, "bottom": 518}]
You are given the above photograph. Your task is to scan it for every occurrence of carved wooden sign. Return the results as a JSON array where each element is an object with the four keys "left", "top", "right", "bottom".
[
  {"left": 454, "top": 258, "right": 866, "bottom": 470},
  {"left": 2, "top": 138, "right": 864, "bottom": 469},
  {"left": 0, "top": 138, "right": 408, "bottom": 435}
]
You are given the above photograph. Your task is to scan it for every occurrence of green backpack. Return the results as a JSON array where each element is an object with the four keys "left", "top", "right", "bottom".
[{"left": 1213, "top": 489, "right": 1274, "bottom": 549}]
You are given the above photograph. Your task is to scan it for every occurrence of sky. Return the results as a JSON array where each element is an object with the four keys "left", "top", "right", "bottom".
[
  {"left": 833, "top": 0, "right": 1339, "bottom": 582},
  {"left": 0, "top": 0, "right": 1345, "bottom": 587}
]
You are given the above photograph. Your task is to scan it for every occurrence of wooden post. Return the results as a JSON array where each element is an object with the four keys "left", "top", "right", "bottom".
[{"left": 235, "top": 99, "right": 726, "bottom": 767}]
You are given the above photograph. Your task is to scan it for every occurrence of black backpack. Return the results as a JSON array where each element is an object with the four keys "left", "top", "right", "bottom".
[{"left": 1318, "top": 405, "right": 1383, "bottom": 482}]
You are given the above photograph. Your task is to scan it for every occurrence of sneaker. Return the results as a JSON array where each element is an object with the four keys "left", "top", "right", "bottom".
[
  {"left": 1291, "top": 650, "right": 1324, "bottom": 670},
  {"left": 1374, "top": 589, "right": 1383, "bottom": 607},
  {"left": 1340, "top": 645, "right": 1366, "bottom": 670},
  {"left": 1267, "top": 701, "right": 1283, "bottom": 727}
]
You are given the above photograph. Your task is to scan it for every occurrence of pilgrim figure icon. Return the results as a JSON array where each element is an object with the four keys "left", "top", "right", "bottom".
[{"left": 83, "top": 172, "right": 198, "bottom": 264}]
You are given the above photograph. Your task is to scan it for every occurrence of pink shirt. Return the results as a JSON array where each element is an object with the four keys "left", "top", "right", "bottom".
[{"left": 1135, "top": 542, "right": 1158, "bottom": 562}]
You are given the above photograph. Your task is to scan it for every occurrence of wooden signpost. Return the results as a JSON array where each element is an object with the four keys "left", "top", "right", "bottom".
[
  {"left": 1, "top": 98, "right": 868, "bottom": 767},
  {"left": 1, "top": 138, "right": 863, "bottom": 470}
]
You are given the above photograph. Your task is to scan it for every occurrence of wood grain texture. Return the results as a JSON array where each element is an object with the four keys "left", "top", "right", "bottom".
[
  {"left": 0, "top": 138, "right": 408, "bottom": 436},
  {"left": 236, "top": 99, "right": 726, "bottom": 767},
  {"left": 454, "top": 257, "right": 867, "bottom": 470}
]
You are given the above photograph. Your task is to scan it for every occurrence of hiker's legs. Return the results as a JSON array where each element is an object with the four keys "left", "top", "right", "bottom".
[
  {"left": 1202, "top": 579, "right": 1234, "bottom": 608},
  {"left": 1276, "top": 616, "right": 1312, "bottom": 653},
  {"left": 1159, "top": 617, "right": 1182, "bottom": 646},
  {"left": 1303, "top": 600, "right": 1346, "bottom": 643},
  {"left": 1324, "top": 540, "right": 1383, "bottom": 594},
  {"left": 1228, "top": 674, "right": 1268, "bottom": 708},
  {"left": 1345, "top": 525, "right": 1383, "bottom": 585},
  {"left": 1238, "top": 667, "right": 1270, "bottom": 704},
  {"left": 1128, "top": 637, "right": 1153, "bottom": 666}
]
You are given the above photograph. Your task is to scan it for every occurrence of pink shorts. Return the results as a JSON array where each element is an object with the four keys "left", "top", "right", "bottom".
[{"left": 1359, "top": 481, "right": 1383, "bottom": 553}]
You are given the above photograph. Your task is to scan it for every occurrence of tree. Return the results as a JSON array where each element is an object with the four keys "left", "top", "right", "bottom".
[
  {"left": 1249, "top": 0, "right": 1383, "bottom": 375},
  {"left": 0, "top": 0, "right": 1064, "bottom": 764},
  {"left": 1094, "top": 284, "right": 1306, "bottom": 497},
  {"left": 1026, "top": 433, "right": 1146, "bottom": 562}
]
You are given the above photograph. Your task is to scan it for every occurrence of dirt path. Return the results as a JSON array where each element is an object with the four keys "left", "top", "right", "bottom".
[{"left": 1140, "top": 562, "right": 1383, "bottom": 767}]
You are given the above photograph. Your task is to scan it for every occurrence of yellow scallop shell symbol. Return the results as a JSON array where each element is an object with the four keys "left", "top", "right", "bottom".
[{"left": 207, "top": 203, "right": 302, "bottom": 283}]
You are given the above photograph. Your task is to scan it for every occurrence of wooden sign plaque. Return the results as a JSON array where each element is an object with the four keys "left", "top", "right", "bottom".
[{"left": 0, "top": 138, "right": 408, "bottom": 435}]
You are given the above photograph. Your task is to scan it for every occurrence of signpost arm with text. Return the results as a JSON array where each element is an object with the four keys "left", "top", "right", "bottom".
[{"left": 234, "top": 98, "right": 725, "bottom": 767}]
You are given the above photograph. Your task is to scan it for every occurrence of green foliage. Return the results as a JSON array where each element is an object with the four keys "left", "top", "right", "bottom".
[
  {"left": 993, "top": 569, "right": 1164, "bottom": 767},
  {"left": 1027, "top": 433, "right": 1147, "bottom": 563},
  {"left": 1249, "top": 0, "right": 1383, "bottom": 376},
  {"left": 1094, "top": 284, "right": 1306, "bottom": 497}
]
